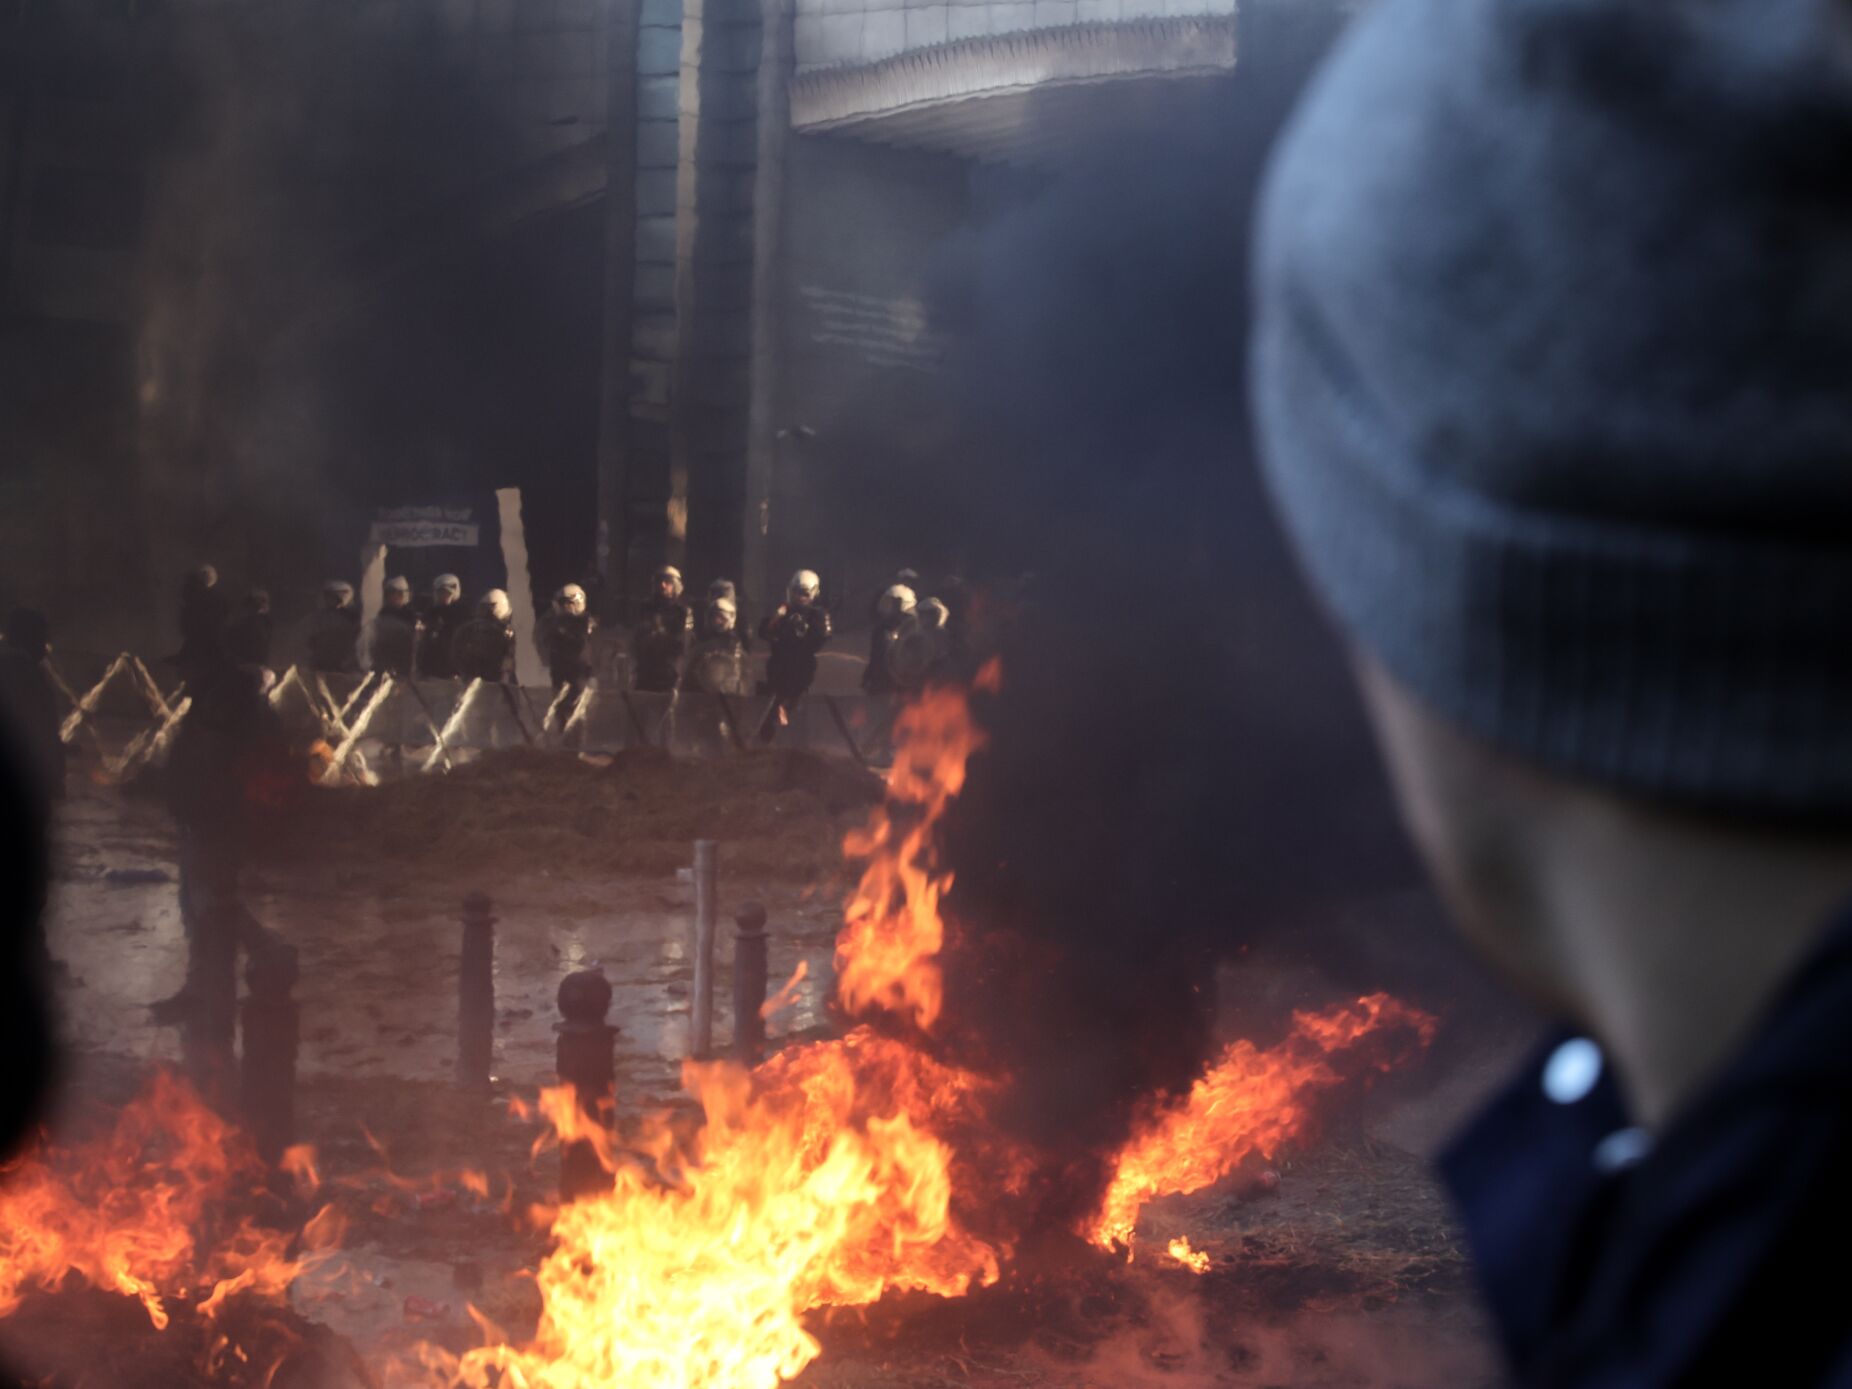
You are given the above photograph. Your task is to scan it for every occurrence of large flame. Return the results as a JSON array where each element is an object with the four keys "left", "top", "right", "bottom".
[
  {"left": 834, "top": 657, "right": 1000, "bottom": 1030},
  {"left": 433, "top": 1033, "right": 1001, "bottom": 1389},
  {"left": 423, "top": 672, "right": 1005, "bottom": 1389},
  {"left": 0, "top": 1071, "right": 320, "bottom": 1330},
  {"left": 1088, "top": 993, "right": 1438, "bottom": 1252}
]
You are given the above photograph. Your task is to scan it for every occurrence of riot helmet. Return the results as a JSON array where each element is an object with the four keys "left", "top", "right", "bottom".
[
  {"left": 433, "top": 573, "right": 462, "bottom": 606},
  {"left": 480, "top": 589, "right": 513, "bottom": 624},
  {"left": 323, "top": 580, "right": 355, "bottom": 610},
  {"left": 877, "top": 585, "right": 917, "bottom": 623},
  {"left": 788, "top": 570, "right": 821, "bottom": 605}
]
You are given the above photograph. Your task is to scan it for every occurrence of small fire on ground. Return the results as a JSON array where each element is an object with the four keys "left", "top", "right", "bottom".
[{"left": 0, "top": 657, "right": 1437, "bottom": 1388}]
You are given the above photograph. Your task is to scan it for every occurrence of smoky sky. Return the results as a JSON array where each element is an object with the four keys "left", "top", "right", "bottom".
[{"left": 916, "top": 0, "right": 1423, "bottom": 1230}]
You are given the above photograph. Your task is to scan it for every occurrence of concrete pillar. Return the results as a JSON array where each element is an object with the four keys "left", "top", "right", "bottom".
[
  {"left": 670, "top": 0, "right": 761, "bottom": 589},
  {"left": 596, "top": 0, "right": 644, "bottom": 618},
  {"left": 743, "top": 0, "right": 793, "bottom": 609}
]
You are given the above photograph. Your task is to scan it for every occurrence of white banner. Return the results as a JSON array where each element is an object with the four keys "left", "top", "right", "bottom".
[{"left": 371, "top": 503, "right": 480, "bottom": 548}]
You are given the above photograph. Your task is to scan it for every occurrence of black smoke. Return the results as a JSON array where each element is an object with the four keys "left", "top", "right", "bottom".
[{"left": 919, "top": 0, "right": 1422, "bottom": 1231}]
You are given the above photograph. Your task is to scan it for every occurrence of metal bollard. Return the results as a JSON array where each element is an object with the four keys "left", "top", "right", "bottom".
[
  {"left": 556, "top": 968, "right": 617, "bottom": 1202},
  {"left": 689, "top": 840, "right": 718, "bottom": 1057},
  {"left": 732, "top": 902, "right": 769, "bottom": 1063},
  {"left": 240, "top": 941, "right": 300, "bottom": 1167},
  {"left": 458, "top": 893, "right": 496, "bottom": 1091}
]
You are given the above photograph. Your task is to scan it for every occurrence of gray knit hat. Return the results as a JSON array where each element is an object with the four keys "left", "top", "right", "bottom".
[{"left": 1251, "top": 0, "right": 1852, "bottom": 814}]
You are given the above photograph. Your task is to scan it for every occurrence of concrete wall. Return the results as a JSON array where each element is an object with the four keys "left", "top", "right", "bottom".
[{"left": 791, "top": 0, "right": 1235, "bottom": 72}]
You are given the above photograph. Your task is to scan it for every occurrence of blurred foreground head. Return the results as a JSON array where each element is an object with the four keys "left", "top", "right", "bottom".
[
  {"left": 0, "top": 734, "right": 52, "bottom": 1153},
  {"left": 1252, "top": 2, "right": 1852, "bottom": 1376},
  {"left": 1252, "top": 0, "right": 1852, "bottom": 1009}
]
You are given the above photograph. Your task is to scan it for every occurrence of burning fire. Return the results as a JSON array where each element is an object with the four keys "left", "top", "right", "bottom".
[
  {"left": 1, "top": 659, "right": 1443, "bottom": 1389},
  {"left": 834, "top": 656, "right": 1000, "bottom": 1030},
  {"left": 1089, "top": 993, "right": 1438, "bottom": 1253},
  {"left": 0, "top": 1071, "right": 327, "bottom": 1330},
  {"left": 425, "top": 670, "right": 1007, "bottom": 1389},
  {"left": 1166, "top": 1236, "right": 1211, "bottom": 1274},
  {"left": 436, "top": 1034, "right": 1001, "bottom": 1389}
]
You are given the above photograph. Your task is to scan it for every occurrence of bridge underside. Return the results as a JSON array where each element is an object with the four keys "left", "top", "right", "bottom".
[{"left": 791, "top": 17, "right": 1236, "bottom": 162}]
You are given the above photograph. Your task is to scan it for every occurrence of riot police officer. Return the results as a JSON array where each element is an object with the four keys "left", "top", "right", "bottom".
[
  {"left": 684, "top": 595, "right": 749, "bottom": 696},
  {"left": 703, "top": 578, "right": 746, "bottom": 642},
  {"left": 173, "top": 565, "right": 230, "bottom": 680},
  {"left": 304, "top": 581, "right": 361, "bottom": 673},
  {"left": 418, "top": 573, "right": 466, "bottom": 679},
  {"left": 366, "top": 575, "right": 421, "bottom": 678},
  {"left": 634, "top": 565, "right": 692, "bottom": 693},
  {"left": 758, "top": 569, "right": 831, "bottom": 741},
  {"left": 453, "top": 589, "right": 516, "bottom": 683},
  {"left": 863, "top": 583, "right": 918, "bottom": 694},
  {"left": 540, "top": 583, "right": 598, "bottom": 698}
]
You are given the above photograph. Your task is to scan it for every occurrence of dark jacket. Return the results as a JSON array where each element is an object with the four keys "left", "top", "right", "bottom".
[
  {"left": 304, "top": 608, "right": 361, "bottom": 673},
  {"left": 224, "top": 611, "right": 273, "bottom": 669},
  {"left": 760, "top": 603, "right": 830, "bottom": 700},
  {"left": 452, "top": 616, "right": 515, "bottom": 683},
  {"left": 540, "top": 610, "right": 597, "bottom": 686},
  {"left": 418, "top": 601, "right": 467, "bottom": 679},
  {"left": 368, "top": 606, "right": 420, "bottom": 677},
  {"left": 174, "top": 579, "right": 230, "bottom": 676},
  {"left": 1441, "top": 904, "right": 1852, "bottom": 1387},
  {"left": 633, "top": 598, "right": 692, "bottom": 693}
]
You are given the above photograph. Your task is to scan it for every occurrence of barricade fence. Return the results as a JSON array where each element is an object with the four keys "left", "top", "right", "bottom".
[{"left": 47, "top": 652, "right": 896, "bottom": 784}]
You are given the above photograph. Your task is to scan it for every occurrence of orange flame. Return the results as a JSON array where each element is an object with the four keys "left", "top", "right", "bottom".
[
  {"left": 835, "top": 660, "right": 996, "bottom": 1031},
  {"left": 1166, "top": 1236, "right": 1210, "bottom": 1274},
  {"left": 428, "top": 1031, "right": 1001, "bottom": 1389},
  {"left": 0, "top": 1071, "right": 323, "bottom": 1329},
  {"left": 1089, "top": 994, "right": 1437, "bottom": 1252},
  {"left": 760, "top": 961, "right": 810, "bottom": 1022}
]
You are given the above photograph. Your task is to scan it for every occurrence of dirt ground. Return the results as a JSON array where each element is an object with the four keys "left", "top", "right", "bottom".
[{"left": 12, "top": 749, "right": 1518, "bottom": 1388}]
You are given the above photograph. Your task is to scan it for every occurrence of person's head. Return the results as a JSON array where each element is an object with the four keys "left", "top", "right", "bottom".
[
  {"left": 432, "top": 574, "right": 462, "bottom": 608},
  {"left": 788, "top": 570, "right": 821, "bottom": 608},
  {"left": 244, "top": 588, "right": 271, "bottom": 617},
  {"left": 709, "top": 596, "right": 738, "bottom": 634},
  {"left": 707, "top": 577, "right": 737, "bottom": 604},
  {"left": 654, "top": 565, "right": 684, "bottom": 602},
  {"left": 895, "top": 567, "right": 921, "bottom": 591},
  {"left": 1250, "top": 0, "right": 1852, "bottom": 1011},
  {"left": 479, "top": 589, "right": 512, "bottom": 624},
  {"left": 2, "top": 608, "right": 49, "bottom": 661},
  {"left": 877, "top": 584, "right": 917, "bottom": 625},
  {"left": 557, "top": 583, "right": 587, "bottom": 616},
  {"left": 187, "top": 564, "right": 218, "bottom": 594},
  {"left": 384, "top": 576, "right": 412, "bottom": 610},
  {"left": 322, "top": 580, "right": 355, "bottom": 612}
]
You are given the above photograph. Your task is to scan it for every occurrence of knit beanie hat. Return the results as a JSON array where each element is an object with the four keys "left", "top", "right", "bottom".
[{"left": 1250, "top": 0, "right": 1852, "bottom": 815}]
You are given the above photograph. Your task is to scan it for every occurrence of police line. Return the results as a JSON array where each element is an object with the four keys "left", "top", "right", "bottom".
[{"left": 48, "top": 651, "right": 888, "bottom": 783}]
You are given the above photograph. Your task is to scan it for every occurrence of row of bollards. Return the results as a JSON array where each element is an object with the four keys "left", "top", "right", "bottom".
[{"left": 231, "top": 840, "right": 785, "bottom": 1203}]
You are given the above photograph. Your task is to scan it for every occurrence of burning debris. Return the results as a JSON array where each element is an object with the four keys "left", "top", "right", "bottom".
[
  {"left": 0, "top": 1073, "right": 362, "bottom": 1388},
  {"left": 1089, "top": 995, "right": 1439, "bottom": 1256}
]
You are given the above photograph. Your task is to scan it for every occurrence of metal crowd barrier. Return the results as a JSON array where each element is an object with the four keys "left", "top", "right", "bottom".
[{"left": 47, "top": 652, "right": 897, "bottom": 785}]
